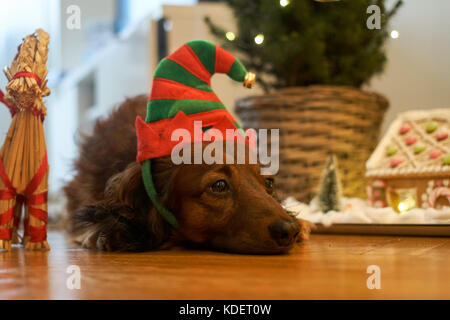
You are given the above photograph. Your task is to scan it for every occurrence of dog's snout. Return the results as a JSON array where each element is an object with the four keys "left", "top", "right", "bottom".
[{"left": 268, "top": 219, "right": 300, "bottom": 247}]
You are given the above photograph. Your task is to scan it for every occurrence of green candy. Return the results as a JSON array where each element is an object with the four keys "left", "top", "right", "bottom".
[
  {"left": 426, "top": 121, "right": 438, "bottom": 133},
  {"left": 386, "top": 146, "right": 398, "bottom": 156},
  {"left": 413, "top": 145, "right": 426, "bottom": 154},
  {"left": 443, "top": 155, "right": 450, "bottom": 166}
]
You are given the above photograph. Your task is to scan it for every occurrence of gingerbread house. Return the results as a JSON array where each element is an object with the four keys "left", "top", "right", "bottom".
[{"left": 366, "top": 109, "right": 450, "bottom": 212}]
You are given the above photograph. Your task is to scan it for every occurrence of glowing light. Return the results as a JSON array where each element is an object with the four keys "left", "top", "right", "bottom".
[
  {"left": 163, "top": 19, "right": 173, "bottom": 32},
  {"left": 397, "top": 202, "right": 406, "bottom": 212},
  {"left": 392, "top": 189, "right": 417, "bottom": 213},
  {"left": 390, "top": 30, "right": 399, "bottom": 39},
  {"left": 225, "top": 31, "right": 236, "bottom": 41},
  {"left": 254, "top": 34, "right": 264, "bottom": 45},
  {"left": 280, "top": 0, "right": 290, "bottom": 7}
]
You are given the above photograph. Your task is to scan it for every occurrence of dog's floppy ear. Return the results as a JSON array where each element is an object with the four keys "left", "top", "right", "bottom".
[{"left": 69, "top": 162, "right": 171, "bottom": 251}]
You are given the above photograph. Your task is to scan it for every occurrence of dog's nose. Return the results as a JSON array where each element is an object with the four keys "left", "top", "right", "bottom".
[{"left": 268, "top": 219, "right": 300, "bottom": 247}]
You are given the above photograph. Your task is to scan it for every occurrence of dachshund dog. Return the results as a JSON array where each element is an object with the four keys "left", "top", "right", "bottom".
[{"left": 64, "top": 95, "right": 311, "bottom": 253}]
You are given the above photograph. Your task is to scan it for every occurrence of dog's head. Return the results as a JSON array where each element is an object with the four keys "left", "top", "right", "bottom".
[
  {"left": 168, "top": 162, "right": 299, "bottom": 254},
  {"left": 118, "top": 140, "right": 303, "bottom": 254},
  {"left": 104, "top": 141, "right": 309, "bottom": 253}
]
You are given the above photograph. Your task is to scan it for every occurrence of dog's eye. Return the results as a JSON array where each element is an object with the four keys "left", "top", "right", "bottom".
[
  {"left": 265, "top": 177, "right": 274, "bottom": 193},
  {"left": 210, "top": 179, "right": 229, "bottom": 193}
]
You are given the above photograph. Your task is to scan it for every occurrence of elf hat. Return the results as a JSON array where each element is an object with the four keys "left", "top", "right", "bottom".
[{"left": 136, "top": 40, "right": 255, "bottom": 228}]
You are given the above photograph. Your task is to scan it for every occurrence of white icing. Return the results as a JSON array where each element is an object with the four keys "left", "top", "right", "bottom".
[
  {"left": 365, "top": 108, "right": 450, "bottom": 178},
  {"left": 284, "top": 196, "right": 450, "bottom": 226}
]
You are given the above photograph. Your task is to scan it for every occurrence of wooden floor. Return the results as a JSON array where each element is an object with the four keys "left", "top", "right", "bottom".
[{"left": 1, "top": 231, "right": 449, "bottom": 299}]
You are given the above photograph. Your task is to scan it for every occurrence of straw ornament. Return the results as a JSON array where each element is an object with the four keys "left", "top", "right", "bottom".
[{"left": 0, "top": 29, "right": 51, "bottom": 251}]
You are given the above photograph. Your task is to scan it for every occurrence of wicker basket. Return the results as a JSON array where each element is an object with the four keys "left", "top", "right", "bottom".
[{"left": 235, "top": 85, "right": 389, "bottom": 202}]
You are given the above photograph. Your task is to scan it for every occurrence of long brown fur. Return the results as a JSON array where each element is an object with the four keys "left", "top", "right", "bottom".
[{"left": 64, "top": 95, "right": 311, "bottom": 253}]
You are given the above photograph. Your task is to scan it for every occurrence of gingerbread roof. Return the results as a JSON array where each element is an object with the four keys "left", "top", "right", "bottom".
[{"left": 366, "top": 109, "right": 450, "bottom": 178}]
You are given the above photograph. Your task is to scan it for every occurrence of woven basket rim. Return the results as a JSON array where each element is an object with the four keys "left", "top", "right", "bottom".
[{"left": 236, "top": 85, "right": 389, "bottom": 111}]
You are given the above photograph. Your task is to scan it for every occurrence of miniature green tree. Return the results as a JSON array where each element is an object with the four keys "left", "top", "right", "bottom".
[
  {"left": 317, "top": 154, "right": 342, "bottom": 213},
  {"left": 205, "top": 0, "right": 402, "bottom": 91}
]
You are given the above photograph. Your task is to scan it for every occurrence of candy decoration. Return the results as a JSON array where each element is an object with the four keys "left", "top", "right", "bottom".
[
  {"left": 429, "top": 149, "right": 442, "bottom": 159},
  {"left": 374, "top": 200, "right": 387, "bottom": 208},
  {"left": 366, "top": 186, "right": 374, "bottom": 205},
  {"left": 443, "top": 155, "right": 450, "bottom": 165},
  {"left": 428, "top": 187, "right": 450, "bottom": 208},
  {"left": 372, "top": 180, "right": 386, "bottom": 188},
  {"left": 399, "top": 124, "right": 411, "bottom": 135},
  {"left": 413, "top": 145, "right": 426, "bottom": 154},
  {"left": 426, "top": 121, "right": 438, "bottom": 133},
  {"left": 436, "top": 130, "right": 448, "bottom": 141},
  {"left": 390, "top": 156, "right": 403, "bottom": 168},
  {"left": 405, "top": 135, "right": 418, "bottom": 146},
  {"left": 386, "top": 146, "right": 398, "bottom": 156}
]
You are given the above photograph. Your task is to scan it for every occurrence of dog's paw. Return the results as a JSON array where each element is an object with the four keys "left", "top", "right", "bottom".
[
  {"left": 296, "top": 218, "right": 316, "bottom": 242},
  {"left": 96, "top": 232, "right": 113, "bottom": 251},
  {"left": 76, "top": 231, "right": 114, "bottom": 251},
  {"left": 73, "top": 229, "right": 110, "bottom": 251}
]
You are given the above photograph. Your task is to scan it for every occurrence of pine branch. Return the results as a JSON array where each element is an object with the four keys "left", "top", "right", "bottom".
[{"left": 204, "top": 0, "right": 403, "bottom": 90}]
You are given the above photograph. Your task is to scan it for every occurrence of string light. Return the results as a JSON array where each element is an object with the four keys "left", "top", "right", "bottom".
[
  {"left": 225, "top": 31, "right": 236, "bottom": 41},
  {"left": 254, "top": 34, "right": 264, "bottom": 45},
  {"left": 390, "top": 30, "right": 399, "bottom": 39},
  {"left": 280, "top": 0, "right": 290, "bottom": 7},
  {"left": 395, "top": 190, "right": 416, "bottom": 213},
  {"left": 163, "top": 19, "right": 173, "bottom": 32}
]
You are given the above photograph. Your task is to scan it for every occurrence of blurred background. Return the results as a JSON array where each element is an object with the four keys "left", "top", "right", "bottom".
[{"left": 0, "top": 0, "right": 449, "bottom": 208}]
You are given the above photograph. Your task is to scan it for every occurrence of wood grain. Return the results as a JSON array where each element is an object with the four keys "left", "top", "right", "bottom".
[{"left": 0, "top": 231, "right": 449, "bottom": 299}]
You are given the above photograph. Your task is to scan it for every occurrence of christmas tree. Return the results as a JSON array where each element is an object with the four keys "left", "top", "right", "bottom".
[
  {"left": 205, "top": 0, "right": 402, "bottom": 91},
  {"left": 317, "top": 154, "right": 342, "bottom": 213}
]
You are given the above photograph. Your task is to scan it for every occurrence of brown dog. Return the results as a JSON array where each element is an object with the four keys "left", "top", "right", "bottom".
[{"left": 64, "top": 95, "right": 310, "bottom": 253}]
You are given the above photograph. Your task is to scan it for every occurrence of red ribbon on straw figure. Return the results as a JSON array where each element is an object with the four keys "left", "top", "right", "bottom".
[
  {"left": 0, "top": 72, "right": 45, "bottom": 121},
  {"left": 0, "top": 70, "right": 49, "bottom": 245}
]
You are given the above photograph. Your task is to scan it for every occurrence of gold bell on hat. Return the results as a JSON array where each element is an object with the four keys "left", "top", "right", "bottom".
[{"left": 243, "top": 72, "right": 256, "bottom": 88}]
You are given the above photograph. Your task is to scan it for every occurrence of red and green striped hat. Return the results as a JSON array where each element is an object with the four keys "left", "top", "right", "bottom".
[{"left": 136, "top": 40, "right": 255, "bottom": 227}]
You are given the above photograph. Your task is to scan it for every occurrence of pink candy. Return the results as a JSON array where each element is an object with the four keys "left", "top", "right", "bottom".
[
  {"left": 390, "top": 156, "right": 404, "bottom": 167},
  {"left": 436, "top": 131, "right": 448, "bottom": 141},
  {"left": 405, "top": 135, "right": 418, "bottom": 146},
  {"left": 429, "top": 149, "right": 442, "bottom": 159},
  {"left": 399, "top": 124, "right": 411, "bottom": 135}
]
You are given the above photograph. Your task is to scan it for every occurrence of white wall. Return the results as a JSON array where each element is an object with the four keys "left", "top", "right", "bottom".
[
  {"left": 367, "top": 0, "right": 450, "bottom": 133},
  {"left": 59, "top": 0, "right": 116, "bottom": 71}
]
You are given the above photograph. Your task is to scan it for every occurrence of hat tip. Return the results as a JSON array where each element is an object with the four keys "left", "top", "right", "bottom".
[{"left": 243, "top": 72, "right": 256, "bottom": 89}]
